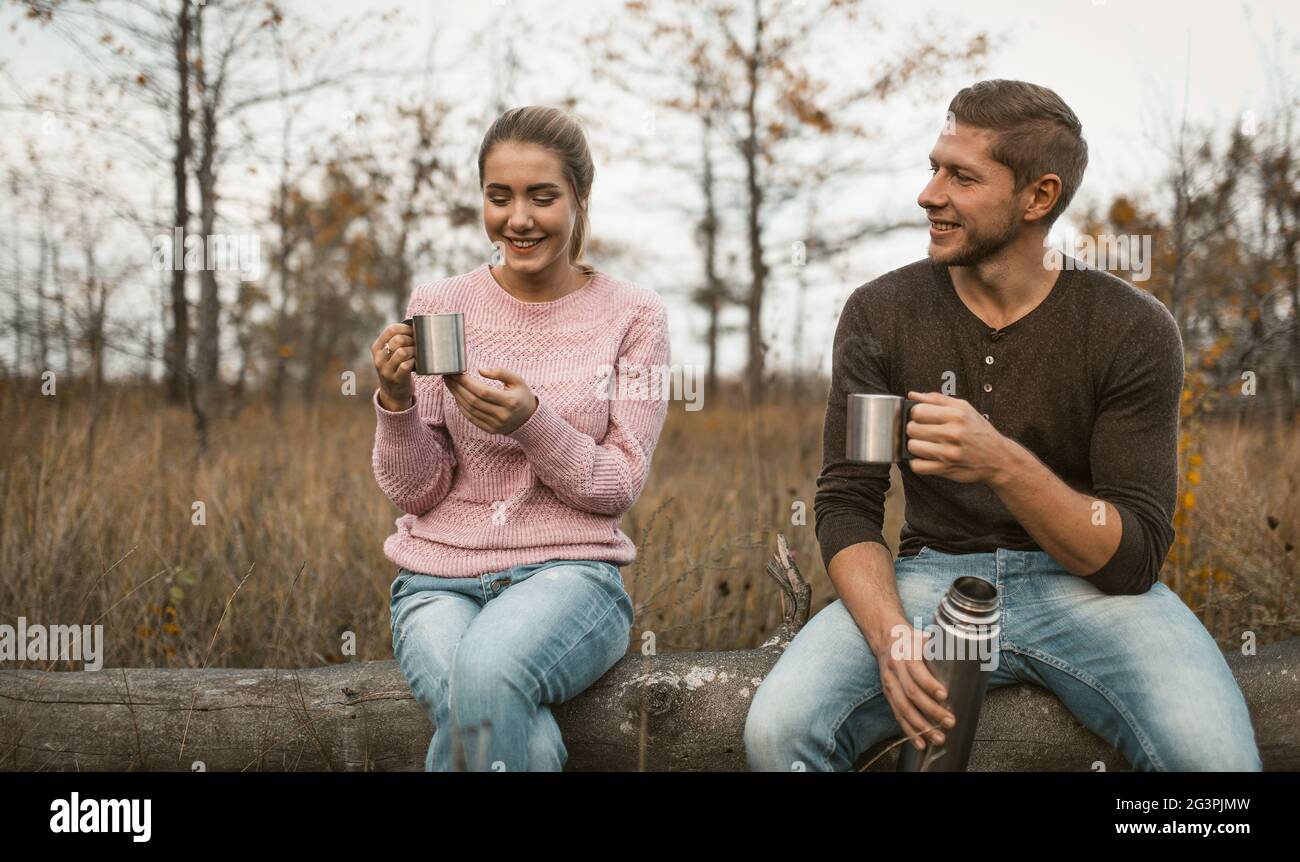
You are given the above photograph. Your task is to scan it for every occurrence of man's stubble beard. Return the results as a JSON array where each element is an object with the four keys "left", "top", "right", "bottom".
[{"left": 930, "top": 202, "right": 1023, "bottom": 267}]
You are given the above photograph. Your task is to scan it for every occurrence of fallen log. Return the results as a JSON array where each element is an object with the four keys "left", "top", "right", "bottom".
[{"left": 2, "top": 536, "right": 1296, "bottom": 771}]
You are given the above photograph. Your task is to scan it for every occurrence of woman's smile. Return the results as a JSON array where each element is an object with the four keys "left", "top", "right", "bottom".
[{"left": 505, "top": 235, "right": 546, "bottom": 252}]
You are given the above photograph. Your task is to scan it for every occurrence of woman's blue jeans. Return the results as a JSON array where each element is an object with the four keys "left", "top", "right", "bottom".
[
  {"left": 390, "top": 559, "right": 633, "bottom": 771},
  {"left": 744, "top": 547, "right": 1263, "bottom": 772}
]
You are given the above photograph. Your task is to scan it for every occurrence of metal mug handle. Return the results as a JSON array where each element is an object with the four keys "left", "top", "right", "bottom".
[
  {"left": 400, "top": 317, "right": 418, "bottom": 373},
  {"left": 900, "top": 397, "right": 920, "bottom": 461}
]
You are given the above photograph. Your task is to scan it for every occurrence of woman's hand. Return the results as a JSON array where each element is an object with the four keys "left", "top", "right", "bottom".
[
  {"left": 445, "top": 367, "right": 538, "bottom": 435},
  {"left": 372, "top": 321, "right": 416, "bottom": 411}
]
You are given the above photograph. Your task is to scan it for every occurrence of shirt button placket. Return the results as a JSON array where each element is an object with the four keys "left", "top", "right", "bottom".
[{"left": 982, "top": 334, "right": 998, "bottom": 420}]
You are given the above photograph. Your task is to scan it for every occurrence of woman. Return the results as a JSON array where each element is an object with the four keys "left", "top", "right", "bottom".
[{"left": 371, "top": 105, "right": 670, "bottom": 771}]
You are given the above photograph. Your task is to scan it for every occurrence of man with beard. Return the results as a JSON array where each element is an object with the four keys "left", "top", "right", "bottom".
[{"left": 744, "top": 79, "right": 1261, "bottom": 772}]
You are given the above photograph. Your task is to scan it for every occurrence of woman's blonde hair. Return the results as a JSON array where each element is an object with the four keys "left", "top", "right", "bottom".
[{"left": 477, "top": 106, "right": 596, "bottom": 277}]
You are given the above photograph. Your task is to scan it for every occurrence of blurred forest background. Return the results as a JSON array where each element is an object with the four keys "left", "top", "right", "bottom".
[{"left": 0, "top": 0, "right": 1296, "bottom": 670}]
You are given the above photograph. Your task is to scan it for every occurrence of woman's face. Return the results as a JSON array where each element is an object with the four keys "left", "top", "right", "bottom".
[{"left": 482, "top": 141, "right": 581, "bottom": 279}]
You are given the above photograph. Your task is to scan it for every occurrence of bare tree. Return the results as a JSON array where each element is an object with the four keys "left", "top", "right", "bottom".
[
  {"left": 169, "top": 0, "right": 193, "bottom": 405},
  {"left": 600, "top": 0, "right": 988, "bottom": 400}
]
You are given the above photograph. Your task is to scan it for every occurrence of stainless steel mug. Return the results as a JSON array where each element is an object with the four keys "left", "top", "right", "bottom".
[
  {"left": 402, "top": 313, "right": 466, "bottom": 375},
  {"left": 847, "top": 393, "right": 920, "bottom": 463},
  {"left": 896, "top": 575, "right": 1002, "bottom": 772}
]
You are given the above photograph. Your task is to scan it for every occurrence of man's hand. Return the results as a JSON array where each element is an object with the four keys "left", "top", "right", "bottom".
[
  {"left": 444, "top": 367, "right": 538, "bottom": 435},
  {"left": 905, "top": 390, "right": 1011, "bottom": 484},
  {"left": 876, "top": 619, "right": 957, "bottom": 750}
]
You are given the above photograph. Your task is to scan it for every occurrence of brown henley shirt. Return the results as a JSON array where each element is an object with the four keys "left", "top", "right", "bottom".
[{"left": 813, "top": 256, "right": 1184, "bottom": 596}]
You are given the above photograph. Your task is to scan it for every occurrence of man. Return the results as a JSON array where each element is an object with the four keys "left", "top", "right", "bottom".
[{"left": 744, "top": 79, "right": 1261, "bottom": 772}]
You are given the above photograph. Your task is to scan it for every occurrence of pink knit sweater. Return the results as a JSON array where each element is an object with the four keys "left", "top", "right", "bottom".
[{"left": 372, "top": 263, "right": 671, "bottom": 578}]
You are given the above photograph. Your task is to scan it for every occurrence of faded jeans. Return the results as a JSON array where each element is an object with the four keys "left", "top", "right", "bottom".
[
  {"left": 390, "top": 558, "right": 633, "bottom": 771},
  {"left": 744, "top": 547, "right": 1262, "bottom": 772}
]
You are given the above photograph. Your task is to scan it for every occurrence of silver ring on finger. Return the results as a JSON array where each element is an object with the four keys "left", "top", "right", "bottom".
[{"left": 384, "top": 343, "right": 392, "bottom": 357}]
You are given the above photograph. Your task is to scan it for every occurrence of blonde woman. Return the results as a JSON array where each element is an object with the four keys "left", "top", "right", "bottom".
[{"left": 371, "top": 106, "right": 670, "bottom": 771}]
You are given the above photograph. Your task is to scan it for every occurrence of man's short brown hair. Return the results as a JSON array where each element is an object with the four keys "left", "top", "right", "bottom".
[{"left": 948, "top": 79, "right": 1088, "bottom": 228}]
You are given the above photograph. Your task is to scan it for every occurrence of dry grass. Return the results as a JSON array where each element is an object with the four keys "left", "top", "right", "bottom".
[
  {"left": 0, "top": 376, "right": 1294, "bottom": 670},
  {"left": 1167, "top": 409, "right": 1300, "bottom": 646}
]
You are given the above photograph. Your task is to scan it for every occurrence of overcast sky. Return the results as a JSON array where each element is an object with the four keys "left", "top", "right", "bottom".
[{"left": 1, "top": 0, "right": 1294, "bottom": 380}]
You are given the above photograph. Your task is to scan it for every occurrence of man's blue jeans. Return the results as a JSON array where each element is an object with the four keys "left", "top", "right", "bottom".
[
  {"left": 745, "top": 547, "right": 1262, "bottom": 771},
  {"left": 390, "top": 559, "right": 633, "bottom": 771}
]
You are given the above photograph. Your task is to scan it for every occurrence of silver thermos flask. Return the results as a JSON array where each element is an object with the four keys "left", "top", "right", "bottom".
[{"left": 897, "top": 575, "right": 1001, "bottom": 771}]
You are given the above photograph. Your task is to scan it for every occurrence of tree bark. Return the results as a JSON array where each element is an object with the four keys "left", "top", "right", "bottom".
[
  {"left": 166, "top": 0, "right": 193, "bottom": 405},
  {"left": 741, "top": 3, "right": 767, "bottom": 404},
  {"left": 2, "top": 639, "right": 1295, "bottom": 772},
  {"left": 1, "top": 542, "right": 1293, "bottom": 772}
]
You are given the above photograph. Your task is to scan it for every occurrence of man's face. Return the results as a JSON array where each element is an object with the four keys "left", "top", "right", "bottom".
[{"left": 917, "top": 124, "right": 1024, "bottom": 266}]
